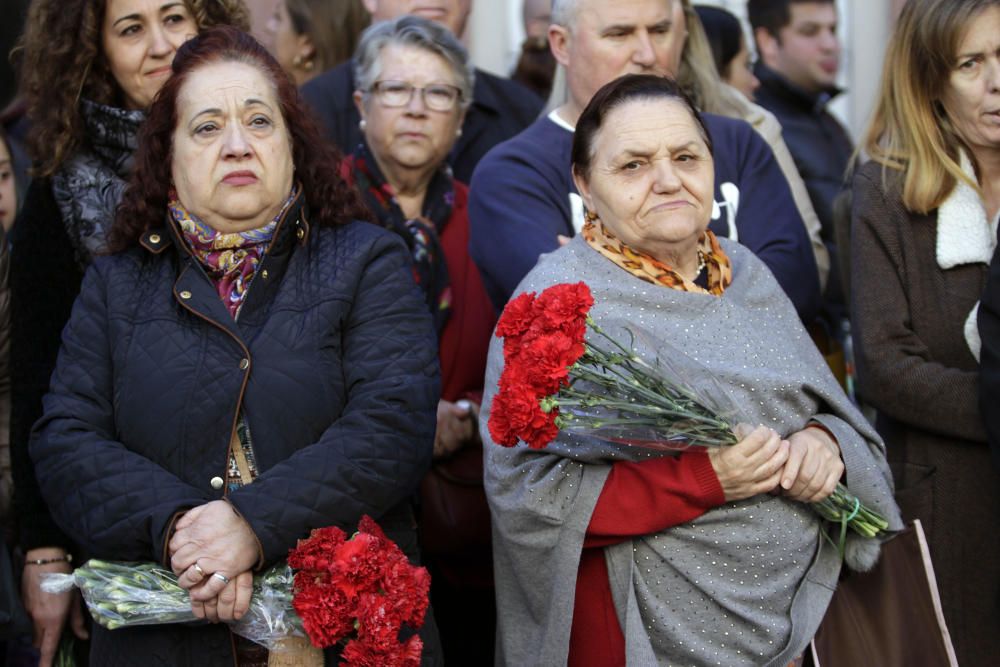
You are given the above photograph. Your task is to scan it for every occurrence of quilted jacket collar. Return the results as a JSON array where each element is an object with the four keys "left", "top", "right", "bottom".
[
  {"left": 139, "top": 189, "right": 310, "bottom": 337},
  {"left": 140, "top": 185, "right": 309, "bottom": 255}
]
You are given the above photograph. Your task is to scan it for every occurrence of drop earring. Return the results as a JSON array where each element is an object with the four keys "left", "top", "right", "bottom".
[{"left": 293, "top": 55, "right": 315, "bottom": 71}]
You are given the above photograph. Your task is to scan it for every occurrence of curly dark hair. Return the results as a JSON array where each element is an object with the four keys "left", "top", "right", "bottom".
[
  {"left": 109, "top": 25, "right": 368, "bottom": 250},
  {"left": 19, "top": 0, "right": 249, "bottom": 177}
]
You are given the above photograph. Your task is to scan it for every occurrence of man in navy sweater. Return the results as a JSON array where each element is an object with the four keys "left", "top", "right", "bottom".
[
  {"left": 301, "top": 0, "right": 543, "bottom": 185},
  {"left": 469, "top": 0, "right": 820, "bottom": 321}
]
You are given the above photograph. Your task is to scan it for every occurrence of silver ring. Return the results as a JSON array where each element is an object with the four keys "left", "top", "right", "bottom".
[
  {"left": 192, "top": 562, "right": 205, "bottom": 578},
  {"left": 211, "top": 572, "right": 231, "bottom": 585}
]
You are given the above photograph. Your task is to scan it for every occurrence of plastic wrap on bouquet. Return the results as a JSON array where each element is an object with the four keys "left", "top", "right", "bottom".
[
  {"left": 553, "top": 328, "right": 744, "bottom": 451},
  {"left": 488, "top": 282, "right": 892, "bottom": 550},
  {"left": 41, "top": 559, "right": 306, "bottom": 650}
]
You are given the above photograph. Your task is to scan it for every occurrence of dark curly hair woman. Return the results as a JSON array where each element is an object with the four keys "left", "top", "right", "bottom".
[
  {"left": 29, "top": 25, "right": 443, "bottom": 665},
  {"left": 9, "top": 2, "right": 247, "bottom": 665}
]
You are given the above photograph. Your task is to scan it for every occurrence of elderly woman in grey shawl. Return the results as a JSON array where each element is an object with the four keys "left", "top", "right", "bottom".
[{"left": 480, "top": 74, "right": 902, "bottom": 667}]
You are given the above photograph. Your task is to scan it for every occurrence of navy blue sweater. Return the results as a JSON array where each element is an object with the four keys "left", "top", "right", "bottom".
[{"left": 468, "top": 113, "right": 820, "bottom": 321}]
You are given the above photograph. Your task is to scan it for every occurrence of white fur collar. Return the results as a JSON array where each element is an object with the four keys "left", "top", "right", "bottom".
[{"left": 936, "top": 152, "right": 998, "bottom": 269}]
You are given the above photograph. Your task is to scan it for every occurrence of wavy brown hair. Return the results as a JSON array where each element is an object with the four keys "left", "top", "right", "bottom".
[
  {"left": 18, "top": 0, "right": 249, "bottom": 178},
  {"left": 109, "top": 25, "right": 368, "bottom": 250}
]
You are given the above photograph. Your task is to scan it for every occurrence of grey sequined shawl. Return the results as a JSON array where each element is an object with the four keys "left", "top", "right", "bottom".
[
  {"left": 50, "top": 99, "right": 143, "bottom": 268},
  {"left": 481, "top": 236, "right": 902, "bottom": 667}
]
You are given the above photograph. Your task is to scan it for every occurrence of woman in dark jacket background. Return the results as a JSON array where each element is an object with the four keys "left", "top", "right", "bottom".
[
  {"left": 10, "top": 2, "right": 248, "bottom": 663},
  {"left": 29, "top": 26, "right": 441, "bottom": 666}
]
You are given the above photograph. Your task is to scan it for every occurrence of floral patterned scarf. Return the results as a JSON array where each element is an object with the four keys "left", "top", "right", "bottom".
[
  {"left": 345, "top": 142, "right": 453, "bottom": 334},
  {"left": 171, "top": 187, "right": 298, "bottom": 317},
  {"left": 582, "top": 220, "right": 732, "bottom": 295}
]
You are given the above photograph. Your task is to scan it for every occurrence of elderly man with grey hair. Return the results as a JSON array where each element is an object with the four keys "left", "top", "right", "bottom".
[
  {"left": 468, "top": 0, "right": 820, "bottom": 324},
  {"left": 301, "top": 0, "right": 543, "bottom": 185}
]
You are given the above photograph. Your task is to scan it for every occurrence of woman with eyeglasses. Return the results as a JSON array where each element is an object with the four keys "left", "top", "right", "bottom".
[{"left": 343, "top": 15, "right": 498, "bottom": 666}]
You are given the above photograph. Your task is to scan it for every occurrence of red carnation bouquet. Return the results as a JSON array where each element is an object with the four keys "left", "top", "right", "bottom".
[
  {"left": 288, "top": 515, "right": 430, "bottom": 665},
  {"left": 488, "top": 282, "right": 889, "bottom": 547},
  {"left": 42, "top": 516, "right": 430, "bottom": 667}
]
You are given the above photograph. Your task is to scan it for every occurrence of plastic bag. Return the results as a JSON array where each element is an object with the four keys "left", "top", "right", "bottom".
[{"left": 41, "top": 559, "right": 305, "bottom": 650}]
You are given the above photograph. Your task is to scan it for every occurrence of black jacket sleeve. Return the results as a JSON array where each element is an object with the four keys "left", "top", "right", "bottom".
[
  {"left": 30, "top": 258, "right": 211, "bottom": 562},
  {"left": 9, "top": 179, "right": 81, "bottom": 551}
]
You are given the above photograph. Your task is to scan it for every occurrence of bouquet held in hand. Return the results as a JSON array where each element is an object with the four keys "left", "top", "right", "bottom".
[
  {"left": 488, "top": 282, "right": 890, "bottom": 549},
  {"left": 42, "top": 516, "right": 430, "bottom": 666}
]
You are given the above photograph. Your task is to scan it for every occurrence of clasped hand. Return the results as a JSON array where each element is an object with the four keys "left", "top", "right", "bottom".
[
  {"left": 168, "top": 500, "right": 259, "bottom": 622},
  {"left": 708, "top": 424, "right": 842, "bottom": 503},
  {"left": 434, "top": 399, "right": 480, "bottom": 459}
]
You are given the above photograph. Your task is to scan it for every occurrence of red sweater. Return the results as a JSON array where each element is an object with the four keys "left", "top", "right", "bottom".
[
  {"left": 568, "top": 452, "right": 724, "bottom": 667},
  {"left": 435, "top": 182, "right": 496, "bottom": 403}
]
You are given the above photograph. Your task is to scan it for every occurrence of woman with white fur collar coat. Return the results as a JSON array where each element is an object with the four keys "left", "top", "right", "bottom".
[{"left": 849, "top": 1, "right": 1000, "bottom": 664}]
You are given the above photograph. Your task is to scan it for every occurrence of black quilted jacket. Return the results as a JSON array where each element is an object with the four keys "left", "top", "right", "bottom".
[{"left": 29, "top": 194, "right": 442, "bottom": 665}]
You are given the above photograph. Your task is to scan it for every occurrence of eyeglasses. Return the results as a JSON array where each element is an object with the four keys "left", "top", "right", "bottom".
[{"left": 369, "top": 80, "right": 462, "bottom": 112}]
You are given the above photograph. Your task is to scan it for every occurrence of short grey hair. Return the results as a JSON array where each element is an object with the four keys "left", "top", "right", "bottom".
[
  {"left": 552, "top": 0, "right": 676, "bottom": 30},
  {"left": 353, "top": 15, "right": 475, "bottom": 110},
  {"left": 551, "top": 0, "right": 580, "bottom": 27}
]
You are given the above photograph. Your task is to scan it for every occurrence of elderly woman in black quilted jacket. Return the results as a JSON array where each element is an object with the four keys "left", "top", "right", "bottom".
[{"left": 29, "top": 27, "right": 441, "bottom": 666}]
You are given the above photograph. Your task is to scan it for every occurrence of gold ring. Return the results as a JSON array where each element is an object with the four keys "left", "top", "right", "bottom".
[{"left": 192, "top": 562, "right": 205, "bottom": 578}]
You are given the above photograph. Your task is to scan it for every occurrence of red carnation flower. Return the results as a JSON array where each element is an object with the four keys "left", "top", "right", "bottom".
[
  {"left": 291, "top": 576, "right": 353, "bottom": 647},
  {"left": 286, "top": 516, "right": 430, "bottom": 664},
  {"left": 487, "top": 390, "right": 520, "bottom": 447},
  {"left": 288, "top": 526, "right": 347, "bottom": 572},
  {"left": 495, "top": 290, "right": 537, "bottom": 339},
  {"left": 534, "top": 282, "right": 594, "bottom": 334},
  {"left": 341, "top": 634, "right": 422, "bottom": 667},
  {"left": 519, "top": 331, "right": 584, "bottom": 395}
]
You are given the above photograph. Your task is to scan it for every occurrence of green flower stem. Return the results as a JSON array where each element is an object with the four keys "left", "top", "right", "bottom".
[
  {"left": 545, "top": 321, "right": 891, "bottom": 550},
  {"left": 70, "top": 560, "right": 302, "bottom": 644}
]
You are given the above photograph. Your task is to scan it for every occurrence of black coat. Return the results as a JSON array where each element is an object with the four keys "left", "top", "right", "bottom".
[
  {"left": 752, "top": 63, "right": 853, "bottom": 239},
  {"left": 29, "top": 194, "right": 442, "bottom": 665},
  {"left": 300, "top": 60, "right": 543, "bottom": 185},
  {"left": 980, "top": 242, "right": 1000, "bottom": 471},
  {"left": 10, "top": 179, "right": 83, "bottom": 553}
]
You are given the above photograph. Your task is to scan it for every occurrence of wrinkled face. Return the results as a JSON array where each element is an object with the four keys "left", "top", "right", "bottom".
[
  {"left": 726, "top": 37, "right": 760, "bottom": 100},
  {"left": 0, "top": 139, "right": 15, "bottom": 231},
  {"left": 355, "top": 44, "right": 465, "bottom": 181},
  {"left": 102, "top": 0, "right": 198, "bottom": 110},
  {"left": 574, "top": 98, "right": 714, "bottom": 260},
  {"left": 763, "top": 2, "right": 839, "bottom": 94},
  {"left": 362, "top": 0, "right": 472, "bottom": 37},
  {"left": 941, "top": 6, "right": 1000, "bottom": 160},
  {"left": 554, "top": 0, "right": 681, "bottom": 114},
  {"left": 171, "top": 62, "right": 295, "bottom": 233}
]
